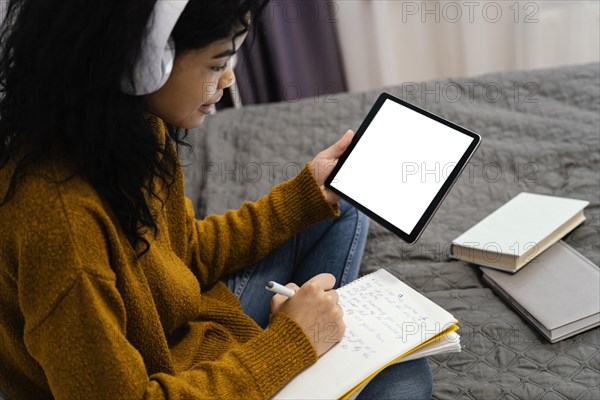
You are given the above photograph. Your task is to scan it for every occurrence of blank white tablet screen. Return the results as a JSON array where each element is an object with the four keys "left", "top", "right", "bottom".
[{"left": 330, "top": 99, "right": 474, "bottom": 234}]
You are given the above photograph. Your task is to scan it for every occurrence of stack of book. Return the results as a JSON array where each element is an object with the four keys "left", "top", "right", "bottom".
[{"left": 449, "top": 192, "right": 599, "bottom": 343}]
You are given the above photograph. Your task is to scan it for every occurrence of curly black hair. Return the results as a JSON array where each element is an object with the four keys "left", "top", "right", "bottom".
[{"left": 0, "top": 0, "right": 268, "bottom": 258}]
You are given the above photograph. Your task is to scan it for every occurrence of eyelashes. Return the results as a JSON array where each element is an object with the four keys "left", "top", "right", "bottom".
[
  {"left": 211, "top": 59, "right": 229, "bottom": 72},
  {"left": 211, "top": 64, "right": 227, "bottom": 72}
]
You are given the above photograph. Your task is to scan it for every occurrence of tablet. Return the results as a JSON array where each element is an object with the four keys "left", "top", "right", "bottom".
[{"left": 324, "top": 92, "right": 481, "bottom": 243}]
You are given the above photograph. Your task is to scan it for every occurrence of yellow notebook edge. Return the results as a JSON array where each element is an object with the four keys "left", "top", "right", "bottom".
[{"left": 339, "top": 321, "right": 460, "bottom": 400}]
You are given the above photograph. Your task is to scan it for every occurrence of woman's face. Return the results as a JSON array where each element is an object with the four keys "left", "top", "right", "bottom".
[{"left": 144, "top": 32, "right": 248, "bottom": 129}]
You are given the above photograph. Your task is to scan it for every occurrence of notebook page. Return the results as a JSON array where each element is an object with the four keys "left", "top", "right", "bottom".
[{"left": 273, "top": 269, "right": 457, "bottom": 400}]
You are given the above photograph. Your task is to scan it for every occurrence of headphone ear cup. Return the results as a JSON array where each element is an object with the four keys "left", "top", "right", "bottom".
[
  {"left": 124, "top": 37, "right": 175, "bottom": 95},
  {"left": 121, "top": 0, "right": 189, "bottom": 96}
]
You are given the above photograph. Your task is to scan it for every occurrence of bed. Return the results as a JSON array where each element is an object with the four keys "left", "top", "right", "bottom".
[{"left": 180, "top": 62, "right": 600, "bottom": 399}]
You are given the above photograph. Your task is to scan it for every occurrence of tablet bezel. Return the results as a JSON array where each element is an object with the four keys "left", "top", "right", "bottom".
[{"left": 324, "top": 92, "right": 481, "bottom": 243}]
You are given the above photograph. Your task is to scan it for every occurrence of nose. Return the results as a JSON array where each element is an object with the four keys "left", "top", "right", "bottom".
[{"left": 218, "top": 68, "right": 236, "bottom": 91}]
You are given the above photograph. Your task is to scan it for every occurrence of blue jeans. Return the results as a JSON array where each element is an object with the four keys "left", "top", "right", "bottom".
[{"left": 223, "top": 199, "right": 433, "bottom": 400}]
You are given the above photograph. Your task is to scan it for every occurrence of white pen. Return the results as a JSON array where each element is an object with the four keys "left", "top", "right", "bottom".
[{"left": 265, "top": 280, "right": 295, "bottom": 298}]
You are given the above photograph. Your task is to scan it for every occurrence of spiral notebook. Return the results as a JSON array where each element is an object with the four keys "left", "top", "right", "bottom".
[{"left": 273, "top": 269, "right": 460, "bottom": 400}]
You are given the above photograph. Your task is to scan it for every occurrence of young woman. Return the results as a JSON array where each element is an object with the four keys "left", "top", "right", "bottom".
[{"left": 0, "top": 1, "right": 433, "bottom": 399}]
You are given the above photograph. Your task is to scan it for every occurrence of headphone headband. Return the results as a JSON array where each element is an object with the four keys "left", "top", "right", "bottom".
[{"left": 121, "top": 0, "right": 189, "bottom": 95}]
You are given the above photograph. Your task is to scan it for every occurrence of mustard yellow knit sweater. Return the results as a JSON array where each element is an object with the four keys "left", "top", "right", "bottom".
[{"left": 0, "top": 116, "right": 340, "bottom": 399}]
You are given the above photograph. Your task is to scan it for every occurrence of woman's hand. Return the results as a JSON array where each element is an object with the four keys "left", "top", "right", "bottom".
[
  {"left": 270, "top": 274, "right": 345, "bottom": 357},
  {"left": 310, "top": 130, "right": 355, "bottom": 204}
]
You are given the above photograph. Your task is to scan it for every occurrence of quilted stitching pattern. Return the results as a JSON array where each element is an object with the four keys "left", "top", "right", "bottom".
[{"left": 426, "top": 289, "right": 599, "bottom": 399}]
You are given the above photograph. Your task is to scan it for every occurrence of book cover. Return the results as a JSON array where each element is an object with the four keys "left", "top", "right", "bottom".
[
  {"left": 450, "top": 192, "right": 588, "bottom": 271},
  {"left": 480, "top": 241, "right": 600, "bottom": 343}
]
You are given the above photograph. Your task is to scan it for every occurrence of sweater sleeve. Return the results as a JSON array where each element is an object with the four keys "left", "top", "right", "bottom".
[
  {"left": 184, "top": 161, "right": 340, "bottom": 287},
  {"left": 24, "top": 270, "right": 318, "bottom": 400}
]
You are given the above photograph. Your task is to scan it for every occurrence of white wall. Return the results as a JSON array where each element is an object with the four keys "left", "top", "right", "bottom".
[{"left": 335, "top": 0, "right": 600, "bottom": 92}]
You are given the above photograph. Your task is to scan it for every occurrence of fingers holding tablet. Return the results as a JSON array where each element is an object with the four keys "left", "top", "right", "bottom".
[{"left": 310, "top": 129, "right": 356, "bottom": 203}]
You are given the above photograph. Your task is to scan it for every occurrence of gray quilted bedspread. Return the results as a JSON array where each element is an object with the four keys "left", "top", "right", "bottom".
[{"left": 180, "top": 63, "right": 600, "bottom": 399}]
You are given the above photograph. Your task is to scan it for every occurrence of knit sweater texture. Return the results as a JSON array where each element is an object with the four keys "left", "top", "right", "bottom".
[{"left": 0, "top": 116, "right": 340, "bottom": 399}]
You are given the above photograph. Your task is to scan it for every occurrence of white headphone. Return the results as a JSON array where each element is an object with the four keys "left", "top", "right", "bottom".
[{"left": 121, "top": 0, "right": 189, "bottom": 96}]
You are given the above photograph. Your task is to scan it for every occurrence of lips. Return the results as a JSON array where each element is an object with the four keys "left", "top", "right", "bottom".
[
  {"left": 199, "top": 94, "right": 222, "bottom": 115},
  {"left": 199, "top": 103, "right": 215, "bottom": 114}
]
